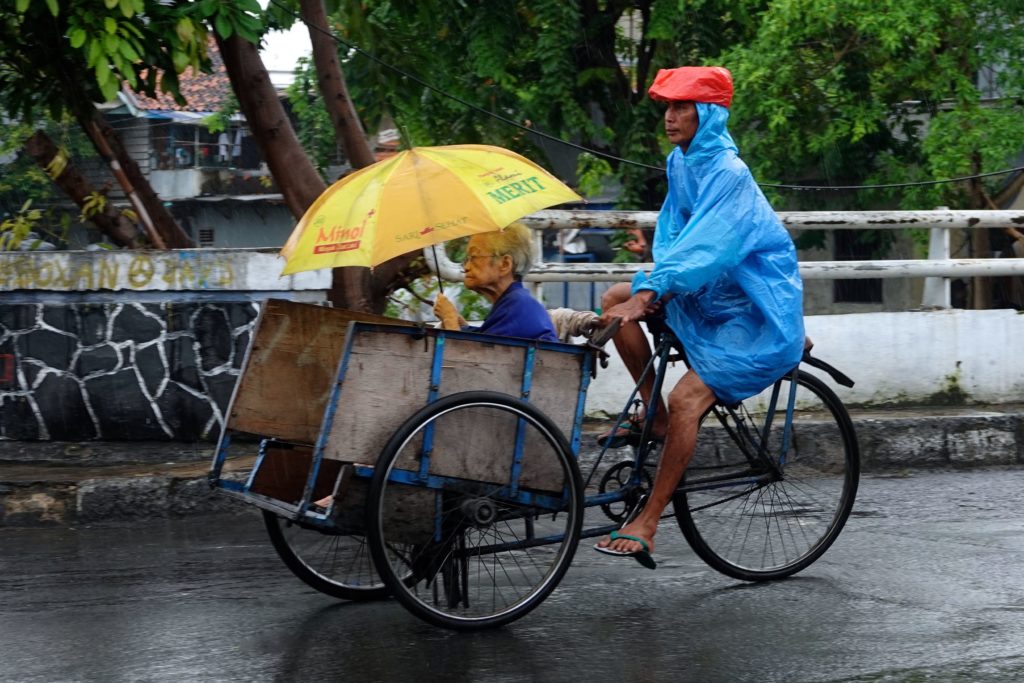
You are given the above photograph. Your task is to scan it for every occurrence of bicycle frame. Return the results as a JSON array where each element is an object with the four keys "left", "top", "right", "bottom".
[
  {"left": 575, "top": 326, "right": 801, "bottom": 543},
  {"left": 206, "top": 300, "right": 856, "bottom": 627}
]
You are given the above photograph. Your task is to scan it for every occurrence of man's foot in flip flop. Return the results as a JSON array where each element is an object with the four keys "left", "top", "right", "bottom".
[
  {"left": 596, "top": 418, "right": 667, "bottom": 448},
  {"left": 596, "top": 420, "right": 642, "bottom": 448},
  {"left": 594, "top": 523, "right": 657, "bottom": 570}
]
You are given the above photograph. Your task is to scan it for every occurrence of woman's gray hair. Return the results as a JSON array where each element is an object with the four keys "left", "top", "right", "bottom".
[{"left": 482, "top": 222, "right": 536, "bottom": 279}]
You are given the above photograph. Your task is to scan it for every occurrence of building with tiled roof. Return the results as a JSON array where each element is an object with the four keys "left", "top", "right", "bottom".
[
  {"left": 125, "top": 39, "right": 232, "bottom": 115},
  {"left": 84, "top": 39, "right": 286, "bottom": 248},
  {"left": 87, "top": 37, "right": 390, "bottom": 249}
]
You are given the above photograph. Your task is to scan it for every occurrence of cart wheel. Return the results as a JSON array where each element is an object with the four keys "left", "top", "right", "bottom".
[
  {"left": 367, "top": 391, "right": 584, "bottom": 630},
  {"left": 263, "top": 511, "right": 389, "bottom": 601}
]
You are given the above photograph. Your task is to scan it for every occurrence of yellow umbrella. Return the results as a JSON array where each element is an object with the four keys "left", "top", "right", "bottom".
[{"left": 280, "top": 144, "right": 581, "bottom": 275}]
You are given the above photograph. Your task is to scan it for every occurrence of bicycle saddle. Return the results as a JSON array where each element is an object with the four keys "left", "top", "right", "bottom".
[{"left": 641, "top": 311, "right": 689, "bottom": 364}]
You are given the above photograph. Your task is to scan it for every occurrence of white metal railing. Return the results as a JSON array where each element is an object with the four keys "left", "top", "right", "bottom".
[
  {"left": 521, "top": 258, "right": 1024, "bottom": 281},
  {"left": 520, "top": 208, "right": 1024, "bottom": 232},
  {"left": 520, "top": 209, "right": 1024, "bottom": 309},
  {"left": 424, "top": 209, "right": 1024, "bottom": 309}
]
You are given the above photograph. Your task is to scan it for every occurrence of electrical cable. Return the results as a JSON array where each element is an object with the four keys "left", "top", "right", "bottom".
[
  {"left": 266, "top": 0, "right": 662, "bottom": 170},
  {"left": 759, "top": 167, "right": 1024, "bottom": 191},
  {"left": 255, "top": 2, "right": 1024, "bottom": 192}
]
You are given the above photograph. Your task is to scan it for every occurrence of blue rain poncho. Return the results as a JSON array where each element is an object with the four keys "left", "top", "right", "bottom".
[{"left": 631, "top": 102, "right": 805, "bottom": 404}]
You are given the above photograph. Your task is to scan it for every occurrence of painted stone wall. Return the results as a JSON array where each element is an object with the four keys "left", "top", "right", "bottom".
[{"left": 0, "top": 302, "right": 258, "bottom": 441}]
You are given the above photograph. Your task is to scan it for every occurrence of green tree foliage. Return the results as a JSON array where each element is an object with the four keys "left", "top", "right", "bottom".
[
  {"left": 0, "top": 118, "right": 91, "bottom": 247},
  {"left": 296, "top": 0, "right": 763, "bottom": 211},
  {"left": 303, "top": 0, "right": 1024, "bottom": 219},
  {"left": 0, "top": 0, "right": 273, "bottom": 118},
  {"left": 285, "top": 56, "right": 341, "bottom": 177},
  {"left": 0, "top": 0, "right": 212, "bottom": 120},
  {"left": 721, "top": 0, "right": 1024, "bottom": 211},
  {"left": 0, "top": 200, "right": 44, "bottom": 250},
  {"left": 0, "top": 0, "right": 272, "bottom": 248}
]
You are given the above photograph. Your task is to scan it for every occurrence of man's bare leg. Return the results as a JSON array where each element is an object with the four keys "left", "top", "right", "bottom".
[
  {"left": 600, "top": 283, "right": 668, "bottom": 437},
  {"left": 596, "top": 370, "right": 717, "bottom": 555}
]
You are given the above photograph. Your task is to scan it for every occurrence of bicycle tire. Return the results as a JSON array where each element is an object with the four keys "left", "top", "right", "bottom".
[
  {"left": 367, "top": 391, "right": 584, "bottom": 630},
  {"left": 673, "top": 370, "right": 859, "bottom": 581},
  {"left": 263, "top": 511, "right": 389, "bottom": 601}
]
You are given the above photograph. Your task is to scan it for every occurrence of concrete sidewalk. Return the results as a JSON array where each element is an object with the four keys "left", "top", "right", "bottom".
[{"left": 2, "top": 403, "right": 1022, "bottom": 527}]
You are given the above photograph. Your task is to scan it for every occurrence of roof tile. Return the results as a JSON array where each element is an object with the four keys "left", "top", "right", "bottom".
[{"left": 127, "top": 37, "right": 230, "bottom": 114}]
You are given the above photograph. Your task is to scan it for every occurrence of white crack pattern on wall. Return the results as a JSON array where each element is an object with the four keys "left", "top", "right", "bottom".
[{"left": 0, "top": 301, "right": 258, "bottom": 441}]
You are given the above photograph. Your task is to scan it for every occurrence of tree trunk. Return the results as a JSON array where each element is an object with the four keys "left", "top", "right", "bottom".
[
  {"left": 216, "top": 32, "right": 327, "bottom": 218},
  {"left": 368, "top": 254, "right": 430, "bottom": 315},
  {"left": 59, "top": 89, "right": 194, "bottom": 248},
  {"left": 216, "top": 32, "right": 430, "bottom": 313},
  {"left": 299, "top": 0, "right": 383, "bottom": 311},
  {"left": 90, "top": 112, "right": 194, "bottom": 249},
  {"left": 299, "top": 0, "right": 377, "bottom": 170},
  {"left": 23, "top": 130, "right": 144, "bottom": 248},
  {"left": 217, "top": 31, "right": 413, "bottom": 312}
]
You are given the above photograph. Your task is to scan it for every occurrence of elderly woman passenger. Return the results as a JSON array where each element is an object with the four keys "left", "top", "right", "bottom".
[{"left": 434, "top": 222, "right": 559, "bottom": 342}]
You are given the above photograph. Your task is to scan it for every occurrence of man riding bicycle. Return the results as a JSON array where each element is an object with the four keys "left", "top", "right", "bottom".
[{"left": 595, "top": 66, "right": 805, "bottom": 569}]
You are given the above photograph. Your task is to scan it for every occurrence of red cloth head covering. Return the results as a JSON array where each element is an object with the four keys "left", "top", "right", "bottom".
[{"left": 648, "top": 66, "right": 734, "bottom": 107}]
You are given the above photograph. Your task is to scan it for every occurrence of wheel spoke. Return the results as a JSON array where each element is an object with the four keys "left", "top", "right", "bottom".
[{"left": 263, "top": 512, "right": 389, "bottom": 600}]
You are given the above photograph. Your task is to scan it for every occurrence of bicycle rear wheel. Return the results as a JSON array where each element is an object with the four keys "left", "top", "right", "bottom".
[
  {"left": 367, "top": 391, "right": 583, "bottom": 630},
  {"left": 264, "top": 512, "right": 388, "bottom": 601},
  {"left": 674, "top": 370, "right": 859, "bottom": 581}
]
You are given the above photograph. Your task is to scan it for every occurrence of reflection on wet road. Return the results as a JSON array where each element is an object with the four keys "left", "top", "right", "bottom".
[{"left": 2, "top": 469, "right": 1024, "bottom": 682}]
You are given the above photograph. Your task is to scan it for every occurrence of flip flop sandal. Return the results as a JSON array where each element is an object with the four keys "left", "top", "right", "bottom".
[
  {"left": 596, "top": 420, "right": 644, "bottom": 448},
  {"left": 597, "top": 419, "right": 666, "bottom": 448},
  {"left": 594, "top": 530, "right": 657, "bottom": 570}
]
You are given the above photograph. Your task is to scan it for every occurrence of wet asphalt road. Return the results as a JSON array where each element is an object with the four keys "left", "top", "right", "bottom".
[{"left": 2, "top": 468, "right": 1024, "bottom": 683}]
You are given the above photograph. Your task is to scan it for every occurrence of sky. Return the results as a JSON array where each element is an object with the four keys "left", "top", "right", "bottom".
[
  {"left": 258, "top": 2, "right": 313, "bottom": 87},
  {"left": 261, "top": 23, "right": 311, "bottom": 76}
]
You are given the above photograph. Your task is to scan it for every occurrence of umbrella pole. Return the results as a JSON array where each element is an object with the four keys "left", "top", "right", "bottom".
[{"left": 431, "top": 244, "right": 446, "bottom": 296}]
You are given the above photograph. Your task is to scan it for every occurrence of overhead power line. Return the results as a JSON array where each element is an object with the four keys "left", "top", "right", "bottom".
[
  {"left": 760, "top": 166, "right": 1024, "bottom": 191},
  {"left": 267, "top": 0, "right": 1024, "bottom": 193}
]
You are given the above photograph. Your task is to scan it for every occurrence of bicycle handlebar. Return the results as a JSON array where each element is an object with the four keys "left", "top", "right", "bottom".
[{"left": 801, "top": 351, "right": 855, "bottom": 388}]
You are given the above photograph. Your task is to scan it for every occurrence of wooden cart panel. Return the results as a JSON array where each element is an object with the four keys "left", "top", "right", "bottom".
[
  {"left": 226, "top": 299, "right": 409, "bottom": 445},
  {"left": 215, "top": 299, "right": 592, "bottom": 520},
  {"left": 324, "top": 326, "right": 585, "bottom": 490}
]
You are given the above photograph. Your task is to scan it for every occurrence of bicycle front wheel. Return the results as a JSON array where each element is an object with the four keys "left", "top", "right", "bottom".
[
  {"left": 674, "top": 370, "right": 859, "bottom": 581},
  {"left": 368, "top": 391, "right": 583, "bottom": 630}
]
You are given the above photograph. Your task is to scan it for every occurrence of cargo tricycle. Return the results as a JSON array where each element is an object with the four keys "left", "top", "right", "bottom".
[{"left": 210, "top": 299, "right": 858, "bottom": 630}]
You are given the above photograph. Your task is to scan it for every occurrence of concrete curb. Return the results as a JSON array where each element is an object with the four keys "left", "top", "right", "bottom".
[
  {"left": 0, "top": 462, "right": 242, "bottom": 527},
  {"left": 2, "top": 406, "right": 1022, "bottom": 527},
  {"left": 856, "top": 411, "right": 1023, "bottom": 470},
  {"left": 0, "top": 441, "right": 212, "bottom": 466}
]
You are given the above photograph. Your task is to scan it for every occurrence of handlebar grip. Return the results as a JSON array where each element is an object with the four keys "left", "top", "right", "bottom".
[{"left": 802, "top": 352, "right": 855, "bottom": 388}]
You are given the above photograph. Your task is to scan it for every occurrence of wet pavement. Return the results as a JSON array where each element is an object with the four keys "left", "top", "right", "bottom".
[{"left": 2, "top": 468, "right": 1024, "bottom": 682}]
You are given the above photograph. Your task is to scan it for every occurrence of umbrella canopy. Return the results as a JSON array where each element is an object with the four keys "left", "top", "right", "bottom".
[{"left": 280, "top": 144, "right": 582, "bottom": 275}]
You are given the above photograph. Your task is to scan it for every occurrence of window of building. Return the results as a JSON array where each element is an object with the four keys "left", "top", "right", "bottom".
[{"left": 150, "top": 123, "right": 260, "bottom": 170}]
